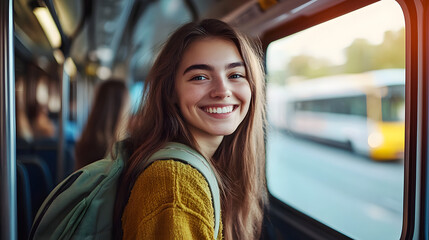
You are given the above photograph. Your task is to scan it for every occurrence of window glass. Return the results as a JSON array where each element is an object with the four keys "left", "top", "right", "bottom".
[{"left": 266, "top": 1, "right": 405, "bottom": 239}]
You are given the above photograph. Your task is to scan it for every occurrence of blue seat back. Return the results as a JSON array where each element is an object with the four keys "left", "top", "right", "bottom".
[
  {"left": 17, "top": 161, "right": 32, "bottom": 240},
  {"left": 19, "top": 156, "right": 54, "bottom": 219}
]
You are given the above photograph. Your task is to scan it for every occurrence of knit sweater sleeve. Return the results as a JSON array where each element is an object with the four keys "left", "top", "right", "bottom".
[{"left": 122, "top": 160, "right": 223, "bottom": 240}]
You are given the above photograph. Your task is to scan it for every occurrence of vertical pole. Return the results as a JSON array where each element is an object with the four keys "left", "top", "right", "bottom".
[
  {"left": 0, "top": 0, "right": 17, "bottom": 239},
  {"left": 57, "top": 68, "right": 69, "bottom": 182}
]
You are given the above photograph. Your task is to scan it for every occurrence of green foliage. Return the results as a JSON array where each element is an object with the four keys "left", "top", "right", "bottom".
[
  {"left": 280, "top": 27, "right": 405, "bottom": 82},
  {"left": 372, "top": 29, "right": 405, "bottom": 69},
  {"left": 287, "top": 55, "right": 334, "bottom": 79},
  {"left": 344, "top": 38, "right": 376, "bottom": 73}
]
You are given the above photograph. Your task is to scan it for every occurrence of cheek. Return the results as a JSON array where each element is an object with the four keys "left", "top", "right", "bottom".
[
  {"left": 239, "top": 84, "right": 252, "bottom": 109},
  {"left": 176, "top": 86, "right": 202, "bottom": 111}
]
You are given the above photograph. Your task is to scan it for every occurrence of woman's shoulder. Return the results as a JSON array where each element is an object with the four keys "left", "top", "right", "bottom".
[
  {"left": 132, "top": 160, "right": 212, "bottom": 203},
  {"left": 123, "top": 160, "right": 216, "bottom": 236}
]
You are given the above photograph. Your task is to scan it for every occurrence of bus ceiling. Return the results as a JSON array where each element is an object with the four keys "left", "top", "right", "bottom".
[{"left": 13, "top": 0, "right": 371, "bottom": 81}]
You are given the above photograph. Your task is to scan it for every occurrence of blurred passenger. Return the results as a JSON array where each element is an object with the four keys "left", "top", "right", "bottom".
[
  {"left": 27, "top": 76, "right": 57, "bottom": 139},
  {"left": 16, "top": 76, "right": 33, "bottom": 142},
  {"left": 28, "top": 103, "right": 56, "bottom": 139},
  {"left": 74, "top": 79, "right": 130, "bottom": 169}
]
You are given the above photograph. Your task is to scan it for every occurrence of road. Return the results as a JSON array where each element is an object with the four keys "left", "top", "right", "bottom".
[{"left": 266, "top": 128, "right": 404, "bottom": 240}]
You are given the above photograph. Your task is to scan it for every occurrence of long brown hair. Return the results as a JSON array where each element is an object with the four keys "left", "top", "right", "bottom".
[
  {"left": 75, "top": 79, "right": 129, "bottom": 169},
  {"left": 114, "top": 19, "right": 267, "bottom": 239}
]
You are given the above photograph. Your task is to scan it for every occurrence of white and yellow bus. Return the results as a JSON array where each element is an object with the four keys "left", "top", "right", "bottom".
[{"left": 270, "top": 68, "right": 405, "bottom": 160}]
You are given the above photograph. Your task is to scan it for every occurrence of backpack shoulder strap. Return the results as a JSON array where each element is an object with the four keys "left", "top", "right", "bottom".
[{"left": 146, "top": 142, "right": 220, "bottom": 240}]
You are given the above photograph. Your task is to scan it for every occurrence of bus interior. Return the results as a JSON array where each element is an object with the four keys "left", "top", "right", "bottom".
[{"left": 1, "top": 0, "right": 428, "bottom": 239}]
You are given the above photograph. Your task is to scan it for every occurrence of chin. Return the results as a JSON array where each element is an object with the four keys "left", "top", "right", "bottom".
[{"left": 209, "top": 128, "right": 237, "bottom": 137}]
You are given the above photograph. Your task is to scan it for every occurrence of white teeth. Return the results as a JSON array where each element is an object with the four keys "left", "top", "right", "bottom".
[{"left": 204, "top": 106, "right": 234, "bottom": 114}]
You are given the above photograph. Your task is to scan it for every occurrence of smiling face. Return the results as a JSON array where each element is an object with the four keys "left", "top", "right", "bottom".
[{"left": 175, "top": 37, "right": 252, "bottom": 146}]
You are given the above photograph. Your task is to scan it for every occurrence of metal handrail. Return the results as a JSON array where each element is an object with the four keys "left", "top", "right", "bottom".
[{"left": 0, "top": 0, "right": 17, "bottom": 239}]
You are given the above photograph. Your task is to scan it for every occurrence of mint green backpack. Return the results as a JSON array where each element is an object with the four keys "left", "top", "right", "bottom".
[{"left": 29, "top": 142, "right": 220, "bottom": 240}]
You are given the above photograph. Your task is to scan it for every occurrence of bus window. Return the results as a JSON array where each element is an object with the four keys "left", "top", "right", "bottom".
[{"left": 265, "top": 0, "right": 405, "bottom": 239}]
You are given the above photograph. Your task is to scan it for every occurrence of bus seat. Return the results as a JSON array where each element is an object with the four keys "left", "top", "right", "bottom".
[
  {"left": 17, "top": 161, "right": 32, "bottom": 240},
  {"left": 33, "top": 138, "right": 57, "bottom": 181},
  {"left": 18, "top": 156, "right": 54, "bottom": 219},
  {"left": 32, "top": 138, "right": 75, "bottom": 182},
  {"left": 16, "top": 137, "right": 33, "bottom": 157}
]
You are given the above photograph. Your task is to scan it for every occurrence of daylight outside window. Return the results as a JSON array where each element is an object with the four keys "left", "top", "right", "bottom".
[{"left": 265, "top": 1, "right": 405, "bottom": 239}]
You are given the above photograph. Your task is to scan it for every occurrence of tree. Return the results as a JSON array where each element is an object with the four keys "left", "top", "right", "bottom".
[
  {"left": 343, "top": 28, "right": 405, "bottom": 73},
  {"left": 344, "top": 38, "right": 376, "bottom": 73},
  {"left": 287, "top": 55, "right": 333, "bottom": 78},
  {"left": 278, "top": 27, "right": 405, "bottom": 83},
  {"left": 372, "top": 28, "right": 405, "bottom": 69}
]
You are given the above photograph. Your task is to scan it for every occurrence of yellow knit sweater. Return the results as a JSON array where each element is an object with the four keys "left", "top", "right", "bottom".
[{"left": 122, "top": 160, "right": 223, "bottom": 239}]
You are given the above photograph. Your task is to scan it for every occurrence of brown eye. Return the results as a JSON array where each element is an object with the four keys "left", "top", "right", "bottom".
[
  {"left": 230, "top": 74, "right": 245, "bottom": 79},
  {"left": 191, "top": 75, "right": 207, "bottom": 81}
]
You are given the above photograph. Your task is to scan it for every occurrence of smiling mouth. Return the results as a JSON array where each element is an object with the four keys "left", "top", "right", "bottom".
[{"left": 201, "top": 105, "right": 238, "bottom": 114}]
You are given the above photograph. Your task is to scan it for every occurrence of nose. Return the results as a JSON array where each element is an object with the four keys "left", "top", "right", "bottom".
[{"left": 210, "top": 77, "right": 232, "bottom": 99}]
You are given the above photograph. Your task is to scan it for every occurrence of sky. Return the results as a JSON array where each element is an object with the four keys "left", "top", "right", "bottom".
[{"left": 267, "top": 0, "right": 405, "bottom": 72}]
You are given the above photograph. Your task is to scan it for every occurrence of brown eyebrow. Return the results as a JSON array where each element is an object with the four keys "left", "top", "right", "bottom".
[
  {"left": 183, "top": 64, "right": 213, "bottom": 75},
  {"left": 182, "top": 62, "right": 244, "bottom": 75},
  {"left": 226, "top": 62, "right": 244, "bottom": 69}
]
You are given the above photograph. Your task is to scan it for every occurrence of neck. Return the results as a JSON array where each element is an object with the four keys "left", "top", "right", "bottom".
[{"left": 192, "top": 134, "right": 223, "bottom": 159}]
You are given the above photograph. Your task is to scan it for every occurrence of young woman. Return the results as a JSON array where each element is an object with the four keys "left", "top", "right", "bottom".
[
  {"left": 115, "top": 19, "right": 267, "bottom": 239},
  {"left": 74, "top": 79, "right": 130, "bottom": 169}
]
